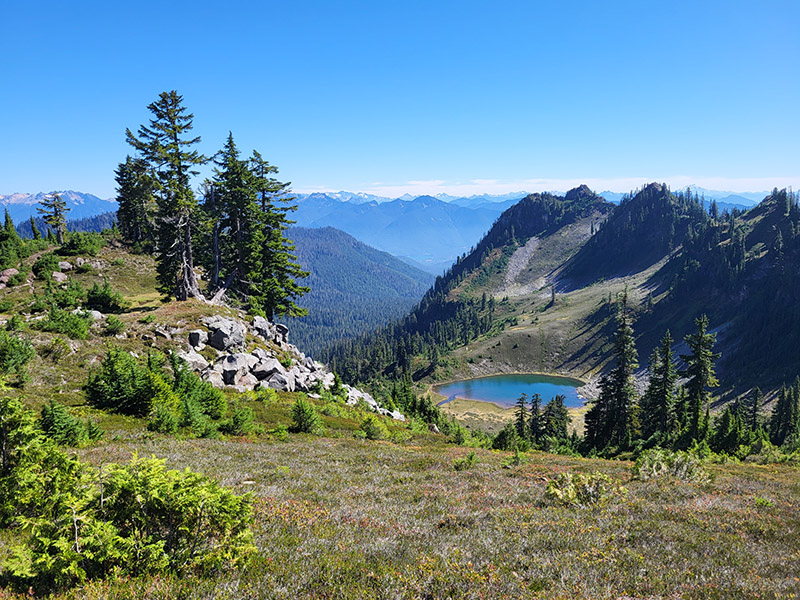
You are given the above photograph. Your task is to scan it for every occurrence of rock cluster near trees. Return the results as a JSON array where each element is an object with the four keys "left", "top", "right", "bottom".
[{"left": 178, "top": 315, "right": 404, "bottom": 421}]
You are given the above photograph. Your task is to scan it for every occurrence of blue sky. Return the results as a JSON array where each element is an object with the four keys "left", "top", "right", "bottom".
[{"left": 1, "top": 1, "right": 798, "bottom": 198}]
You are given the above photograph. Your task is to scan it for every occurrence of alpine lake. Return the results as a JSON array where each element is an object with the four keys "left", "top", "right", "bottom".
[{"left": 434, "top": 373, "right": 585, "bottom": 409}]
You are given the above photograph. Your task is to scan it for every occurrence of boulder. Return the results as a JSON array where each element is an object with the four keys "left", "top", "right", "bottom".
[
  {"left": 252, "top": 357, "right": 284, "bottom": 380},
  {"left": 205, "top": 370, "right": 225, "bottom": 389},
  {"left": 58, "top": 261, "right": 73, "bottom": 271},
  {"left": 188, "top": 329, "right": 208, "bottom": 348},
  {"left": 267, "top": 371, "right": 295, "bottom": 392},
  {"left": 177, "top": 349, "right": 209, "bottom": 372},
  {"left": 233, "top": 372, "right": 259, "bottom": 390},
  {"left": 220, "top": 353, "right": 257, "bottom": 385},
  {"left": 52, "top": 271, "right": 68, "bottom": 283},
  {"left": 252, "top": 316, "right": 273, "bottom": 340},
  {"left": 207, "top": 317, "right": 247, "bottom": 351},
  {"left": 274, "top": 323, "right": 289, "bottom": 343}
]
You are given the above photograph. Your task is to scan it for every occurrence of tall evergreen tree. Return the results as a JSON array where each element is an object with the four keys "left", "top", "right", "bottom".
[
  {"left": 514, "top": 393, "right": 528, "bottom": 439},
  {"left": 115, "top": 155, "right": 156, "bottom": 247},
  {"left": 584, "top": 294, "right": 638, "bottom": 451},
  {"left": 528, "top": 393, "right": 542, "bottom": 445},
  {"left": 639, "top": 330, "right": 678, "bottom": 441},
  {"left": 680, "top": 314, "right": 720, "bottom": 443},
  {"left": 29, "top": 216, "right": 41, "bottom": 240},
  {"left": 37, "top": 192, "right": 69, "bottom": 245},
  {"left": 541, "top": 394, "right": 570, "bottom": 442},
  {"left": 126, "top": 91, "right": 207, "bottom": 300},
  {"left": 247, "top": 150, "right": 309, "bottom": 318}
]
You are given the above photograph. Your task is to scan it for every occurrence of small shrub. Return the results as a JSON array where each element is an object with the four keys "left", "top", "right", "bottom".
[
  {"left": 290, "top": 396, "right": 323, "bottom": 434},
  {"left": 360, "top": 415, "right": 389, "bottom": 440},
  {"left": 501, "top": 448, "right": 528, "bottom": 469},
  {"left": 33, "top": 307, "right": 91, "bottom": 340},
  {"left": 7, "top": 271, "right": 26, "bottom": 287},
  {"left": 49, "top": 278, "right": 86, "bottom": 309},
  {"left": 86, "top": 279, "right": 126, "bottom": 313},
  {"left": 32, "top": 252, "right": 60, "bottom": 279},
  {"left": 632, "top": 448, "right": 710, "bottom": 484},
  {"left": 219, "top": 402, "right": 256, "bottom": 436},
  {"left": 754, "top": 496, "right": 774, "bottom": 508},
  {"left": 452, "top": 451, "right": 477, "bottom": 471},
  {"left": 85, "top": 418, "right": 103, "bottom": 442},
  {"left": 5, "top": 314, "right": 25, "bottom": 332},
  {"left": 0, "top": 330, "right": 35, "bottom": 381},
  {"left": 104, "top": 315, "right": 125, "bottom": 335},
  {"left": 75, "top": 262, "right": 94, "bottom": 274},
  {"left": 256, "top": 387, "right": 278, "bottom": 403},
  {"left": 271, "top": 423, "right": 289, "bottom": 441},
  {"left": 0, "top": 299, "right": 14, "bottom": 312},
  {"left": 39, "top": 400, "right": 85, "bottom": 446},
  {"left": 544, "top": 472, "right": 625, "bottom": 507},
  {"left": 321, "top": 401, "right": 346, "bottom": 418},
  {"left": 278, "top": 352, "right": 293, "bottom": 369},
  {"left": 110, "top": 257, "right": 125, "bottom": 266},
  {"left": 139, "top": 313, "right": 156, "bottom": 324},
  {"left": 57, "top": 232, "right": 103, "bottom": 256},
  {"left": 147, "top": 403, "right": 179, "bottom": 433}
]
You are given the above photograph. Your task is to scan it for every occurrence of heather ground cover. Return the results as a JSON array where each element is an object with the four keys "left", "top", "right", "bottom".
[{"left": 2, "top": 428, "right": 790, "bottom": 599}]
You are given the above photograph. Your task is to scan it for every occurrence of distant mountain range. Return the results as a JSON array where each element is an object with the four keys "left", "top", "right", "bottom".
[
  {"left": 292, "top": 193, "right": 507, "bottom": 273},
  {"left": 0, "top": 191, "right": 118, "bottom": 224}
]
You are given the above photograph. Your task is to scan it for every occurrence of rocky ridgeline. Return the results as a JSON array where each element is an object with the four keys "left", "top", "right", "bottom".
[{"left": 178, "top": 315, "right": 404, "bottom": 421}]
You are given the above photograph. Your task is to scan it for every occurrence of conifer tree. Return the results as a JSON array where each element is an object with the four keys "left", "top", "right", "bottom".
[
  {"left": 514, "top": 393, "right": 528, "bottom": 438},
  {"left": 680, "top": 314, "right": 720, "bottom": 442},
  {"left": 528, "top": 393, "right": 542, "bottom": 445},
  {"left": 247, "top": 150, "right": 309, "bottom": 318},
  {"left": 29, "top": 216, "right": 41, "bottom": 240},
  {"left": 115, "top": 155, "right": 156, "bottom": 246},
  {"left": 584, "top": 293, "right": 638, "bottom": 450},
  {"left": 541, "top": 394, "right": 570, "bottom": 442},
  {"left": 640, "top": 330, "right": 678, "bottom": 441},
  {"left": 37, "top": 192, "right": 69, "bottom": 245},
  {"left": 126, "top": 91, "right": 207, "bottom": 300}
]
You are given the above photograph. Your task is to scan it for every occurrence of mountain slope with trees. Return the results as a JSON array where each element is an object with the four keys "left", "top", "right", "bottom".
[{"left": 282, "top": 226, "right": 434, "bottom": 354}]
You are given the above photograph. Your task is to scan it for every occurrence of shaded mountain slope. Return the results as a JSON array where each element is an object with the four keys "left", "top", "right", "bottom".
[{"left": 284, "top": 227, "right": 435, "bottom": 354}]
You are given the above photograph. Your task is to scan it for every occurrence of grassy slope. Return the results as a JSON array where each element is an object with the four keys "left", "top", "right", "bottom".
[{"left": 2, "top": 239, "right": 799, "bottom": 599}]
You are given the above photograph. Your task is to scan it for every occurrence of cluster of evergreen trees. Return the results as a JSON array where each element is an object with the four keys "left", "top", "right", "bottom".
[
  {"left": 116, "top": 91, "right": 308, "bottom": 317},
  {"left": 585, "top": 294, "right": 799, "bottom": 457}
]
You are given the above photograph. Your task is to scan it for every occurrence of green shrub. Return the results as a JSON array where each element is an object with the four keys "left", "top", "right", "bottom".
[
  {"left": 544, "top": 472, "right": 626, "bottom": 507},
  {"left": 57, "top": 232, "right": 103, "bottom": 256},
  {"left": 7, "top": 271, "right": 26, "bottom": 287},
  {"left": 75, "top": 262, "right": 94, "bottom": 274},
  {"left": 256, "top": 387, "right": 278, "bottom": 403},
  {"left": 33, "top": 307, "right": 91, "bottom": 339},
  {"left": 452, "top": 450, "right": 477, "bottom": 471},
  {"left": 219, "top": 402, "right": 256, "bottom": 436},
  {"left": 0, "top": 299, "right": 14, "bottom": 312},
  {"left": 0, "top": 329, "right": 35, "bottom": 382},
  {"left": 39, "top": 400, "right": 86, "bottom": 446},
  {"left": 104, "top": 315, "right": 125, "bottom": 335},
  {"left": 360, "top": 414, "right": 389, "bottom": 440},
  {"left": 501, "top": 448, "right": 528, "bottom": 469},
  {"left": 290, "top": 396, "right": 323, "bottom": 434},
  {"left": 170, "top": 352, "right": 226, "bottom": 420},
  {"left": 86, "top": 279, "right": 126, "bottom": 313},
  {"left": 86, "top": 346, "right": 154, "bottom": 415},
  {"left": 632, "top": 448, "right": 710, "bottom": 483},
  {"left": 32, "top": 252, "right": 60, "bottom": 279},
  {"left": 139, "top": 313, "right": 156, "bottom": 324},
  {"left": 321, "top": 401, "right": 347, "bottom": 418},
  {"left": 147, "top": 403, "right": 179, "bottom": 433},
  {"left": 5, "top": 314, "right": 25, "bottom": 332}
]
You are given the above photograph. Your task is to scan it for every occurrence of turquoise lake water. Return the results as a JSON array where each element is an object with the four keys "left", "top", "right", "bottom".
[{"left": 434, "top": 374, "right": 585, "bottom": 408}]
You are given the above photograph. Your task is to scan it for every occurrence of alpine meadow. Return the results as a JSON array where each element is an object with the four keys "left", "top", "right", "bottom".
[{"left": 1, "top": 2, "right": 799, "bottom": 598}]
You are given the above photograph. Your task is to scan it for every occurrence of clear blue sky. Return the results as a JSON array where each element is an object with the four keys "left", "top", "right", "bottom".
[{"left": 1, "top": 0, "right": 798, "bottom": 198}]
